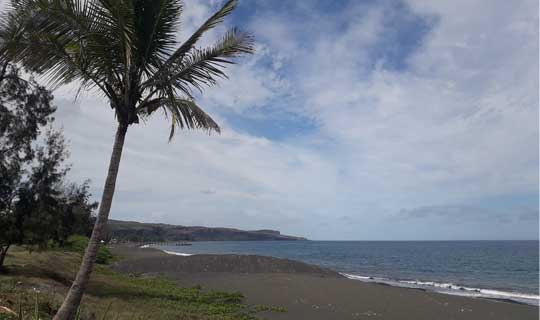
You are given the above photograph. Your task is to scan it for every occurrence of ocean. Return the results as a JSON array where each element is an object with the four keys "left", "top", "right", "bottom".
[{"left": 157, "top": 240, "right": 539, "bottom": 306}]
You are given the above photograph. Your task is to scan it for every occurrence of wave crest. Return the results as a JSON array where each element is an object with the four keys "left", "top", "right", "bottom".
[{"left": 341, "top": 273, "right": 539, "bottom": 306}]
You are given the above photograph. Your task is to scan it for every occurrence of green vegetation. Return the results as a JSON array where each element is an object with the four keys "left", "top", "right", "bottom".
[
  {"left": 65, "top": 236, "right": 113, "bottom": 265},
  {"left": 0, "top": 247, "right": 282, "bottom": 319}
]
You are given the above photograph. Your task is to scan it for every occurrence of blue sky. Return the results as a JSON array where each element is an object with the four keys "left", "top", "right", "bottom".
[{"left": 4, "top": 0, "right": 537, "bottom": 240}]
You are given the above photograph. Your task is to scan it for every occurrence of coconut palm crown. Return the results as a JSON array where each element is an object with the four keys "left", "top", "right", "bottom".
[
  {"left": 0, "top": 1, "right": 253, "bottom": 319},
  {"left": 1, "top": 0, "right": 253, "bottom": 138}
]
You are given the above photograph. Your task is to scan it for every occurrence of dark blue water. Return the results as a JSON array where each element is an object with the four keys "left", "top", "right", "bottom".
[{"left": 158, "top": 241, "right": 539, "bottom": 305}]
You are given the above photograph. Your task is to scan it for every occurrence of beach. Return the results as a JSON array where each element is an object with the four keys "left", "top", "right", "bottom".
[{"left": 110, "top": 246, "right": 539, "bottom": 320}]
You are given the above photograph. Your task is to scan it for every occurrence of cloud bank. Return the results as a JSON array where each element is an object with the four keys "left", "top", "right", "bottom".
[{"left": 3, "top": 0, "right": 536, "bottom": 239}]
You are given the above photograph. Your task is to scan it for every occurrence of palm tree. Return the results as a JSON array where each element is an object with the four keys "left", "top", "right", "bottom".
[{"left": 0, "top": 0, "right": 253, "bottom": 319}]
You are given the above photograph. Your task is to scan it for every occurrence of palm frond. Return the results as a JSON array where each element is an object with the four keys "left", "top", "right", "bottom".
[
  {"left": 0, "top": 0, "right": 119, "bottom": 90},
  {"left": 143, "top": 0, "right": 238, "bottom": 88},
  {"left": 138, "top": 96, "right": 220, "bottom": 140},
  {"left": 166, "top": 0, "right": 238, "bottom": 68},
  {"left": 1, "top": 0, "right": 252, "bottom": 135},
  {"left": 146, "top": 27, "right": 253, "bottom": 95},
  {"left": 132, "top": 0, "right": 182, "bottom": 78}
]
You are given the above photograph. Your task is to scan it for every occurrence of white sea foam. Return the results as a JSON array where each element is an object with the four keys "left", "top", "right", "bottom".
[
  {"left": 340, "top": 273, "right": 540, "bottom": 306},
  {"left": 161, "top": 250, "right": 193, "bottom": 256},
  {"left": 138, "top": 244, "right": 193, "bottom": 256},
  {"left": 341, "top": 273, "right": 372, "bottom": 281}
]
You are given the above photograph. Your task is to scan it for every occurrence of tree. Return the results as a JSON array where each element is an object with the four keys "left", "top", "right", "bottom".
[
  {"left": 0, "top": 62, "right": 56, "bottom": 269},
  {"left": 56, "top": 181, "right": 98, "bottom": 246},
  {"left": 0, "top": 0, "right": 254, "bottom": 318},
  {"left": 0, "top": 63, "right": 56, "bottom": 216},
  {"left": 0, "top": 129, "right": 69, "bottom": 268},
  {"left": 23, "top": 130, "right": 70, "bottom": 248},
  {"left": 0, "top": 62, "right": 96, "bottom": 269}
]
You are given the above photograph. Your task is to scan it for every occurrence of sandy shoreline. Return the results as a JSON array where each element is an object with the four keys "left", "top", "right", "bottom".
[{"left": 110, "top": 246, "right": 539, "bottom": 320}]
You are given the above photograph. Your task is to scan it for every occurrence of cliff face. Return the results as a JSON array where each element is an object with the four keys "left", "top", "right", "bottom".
[{"left": 107, "top": 220, "right": 307, "bottom": 242}]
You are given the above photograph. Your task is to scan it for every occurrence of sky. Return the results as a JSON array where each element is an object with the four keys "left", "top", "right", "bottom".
[{"left": 3, "top": 0, "right": 538, "bottom": 240}]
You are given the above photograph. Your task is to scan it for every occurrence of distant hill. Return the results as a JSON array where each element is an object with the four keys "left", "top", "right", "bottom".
[{"left": 107, "top": 219, "right": 307, "bottom": 242}]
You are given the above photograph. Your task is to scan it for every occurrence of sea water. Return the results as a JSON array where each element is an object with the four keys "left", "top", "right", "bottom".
[{"left": 158, "top": 240, "right": 539, "bottom": 305}]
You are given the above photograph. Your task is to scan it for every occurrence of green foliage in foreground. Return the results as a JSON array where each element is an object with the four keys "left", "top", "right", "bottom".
[
  {"left": 0, "top": 247, "right": 283, "bottom": 319},
  {"left": 66, "top": 235, "right": 113, "bottom": 265}
]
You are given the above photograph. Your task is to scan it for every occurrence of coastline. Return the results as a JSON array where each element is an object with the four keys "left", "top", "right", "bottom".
[
  {"left": 110, "top": 245, "right": 539, "bottom": 320},
  {"left": 139, "top": 244, "right": 540, "bottom": 306}
]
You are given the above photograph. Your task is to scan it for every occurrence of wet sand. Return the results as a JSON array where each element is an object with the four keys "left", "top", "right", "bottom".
[{"left": 110, "top": 246, "right": 539, "bottom": 320}]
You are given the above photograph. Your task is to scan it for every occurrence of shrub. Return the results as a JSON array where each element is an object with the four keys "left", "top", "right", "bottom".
[
  {"left": 67, "top": 235, "right": 89, "bottom": 252},
  {"left": 67, "top": 235, "right": 113, "bottom": 264},
  {"left": 96, "top": 246, "right": 113, "bottom": 264}
]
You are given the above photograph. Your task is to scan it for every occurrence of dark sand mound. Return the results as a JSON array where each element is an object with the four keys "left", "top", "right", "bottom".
[{"left": 112, "top": 247, "right": 341, "bottom": 277}]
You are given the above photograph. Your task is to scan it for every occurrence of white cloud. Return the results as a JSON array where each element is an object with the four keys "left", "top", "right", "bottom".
[
  {"left": 242, "top": 0, "right": 538, "bottom": 239},
  {"left": 199, "top": 44, "right": 291, "bottom": 114}
]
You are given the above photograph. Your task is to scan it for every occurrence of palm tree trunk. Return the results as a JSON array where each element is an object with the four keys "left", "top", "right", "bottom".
[
  {"left": 0, "top": 244, "right": 11, "bottom": 270},
  {"left": 54, "top": 123, "right": 128, "bottom": 320}
]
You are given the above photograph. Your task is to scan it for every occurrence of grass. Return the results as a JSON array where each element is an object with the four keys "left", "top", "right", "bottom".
[{"left": 0, "top": 246, "right": 283, "bottom": 319}]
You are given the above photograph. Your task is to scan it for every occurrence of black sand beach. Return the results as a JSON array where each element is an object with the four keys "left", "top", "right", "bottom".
[{"left": 110, "top": 246, "right": 539, "bottom": 320}]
